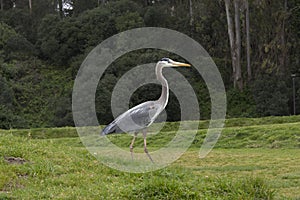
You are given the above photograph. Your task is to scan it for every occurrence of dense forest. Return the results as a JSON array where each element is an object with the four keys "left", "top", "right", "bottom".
[{"left": 0, "top": 0, "right": 299, "bottom": 129}]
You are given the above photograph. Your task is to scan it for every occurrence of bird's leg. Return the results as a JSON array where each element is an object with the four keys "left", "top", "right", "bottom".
[
  {"left": 130, "top": 132, "right": 138, "bottom": 160},
  {"left": 143, "top": 129, "right": 154, "bottom": 163}
]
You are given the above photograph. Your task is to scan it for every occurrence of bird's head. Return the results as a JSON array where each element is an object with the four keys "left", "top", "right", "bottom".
[{"left": 159, "top": 58, "right": 191, "bottom": 68}]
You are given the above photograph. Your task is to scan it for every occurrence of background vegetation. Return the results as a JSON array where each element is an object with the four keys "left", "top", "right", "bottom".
[{"left": 0, "top": 0, "right": 300, "bottom": 129}]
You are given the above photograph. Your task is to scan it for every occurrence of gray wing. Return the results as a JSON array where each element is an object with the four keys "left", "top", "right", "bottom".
[{"left": 102, "top": 101, "right": 162, "bottom": 135}]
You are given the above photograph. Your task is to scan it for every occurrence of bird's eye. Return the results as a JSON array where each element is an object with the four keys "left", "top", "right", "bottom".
[{"left": 161, "top": 58, "right": 170, "bottom": 63}]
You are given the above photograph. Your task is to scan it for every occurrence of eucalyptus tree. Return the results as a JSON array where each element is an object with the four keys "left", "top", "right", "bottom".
[{"left": 224, "top": 0, "right": 243, "bottom": 90}]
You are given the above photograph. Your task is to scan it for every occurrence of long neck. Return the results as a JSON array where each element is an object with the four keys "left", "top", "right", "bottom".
[{"left": 156, "top": 64, "right": 169, "bottom": 109}]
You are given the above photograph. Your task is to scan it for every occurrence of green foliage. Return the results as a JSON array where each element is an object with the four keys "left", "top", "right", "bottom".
[
  {"left": 289, "top": 0, "right": 300, "bottom": 71},
  {"left": 115, "top": 12, "right": 144, "bottom": 32},
  {"left": 0, "top": 74, "right": 13, "bottom": 129},
  {"left": 51, "top": 96, "right": 73, "bottom": 127},
  {"left": 0, "top": 22, "right": 18, "bottom": 59},
  {"left": 77, "top": 7, "right": 116, "bottom": 48},
  {"left": 251, "top": 74, "right": 290, "bottom": 116},
  {"left": 227, "top": 88, "right": 257, "bottom": 118},
  {"left": 144, "top": 6, "right": 169, "bottom": 27},
  {"left": 0, "top": 21, "right": 35, "bottom": 61},
  {"left": 0, "top": 105, "right": 13, "bottom": 129},
  {"left": 0, "top": 22, "right": 18, "bottom": 46},
  {"left": 0, "top": 75, "right": 13, "bottom": 106},
  {"left": 4, "top": 35, "right": 35, "bottom": 59},
  {"left": 0, "top": 58, "right": 74, "bottom": 129},
  {"left": 72, "top": 0, "right": 98, "bottom": 15},
  {"left": 108, "top": 0, "right": 141, "bottom": 16},
  {"left": 0, "top": 9, "right": 36, "bottom": 43},
  {"left": 0, "top": 0, "right": 299, "bottom": 128},
  {"left": 36, "top": 1, "right": 144, "bottom": 66},
  {"left": 37, "top": 15, "right": 83, "bottom": 66}
]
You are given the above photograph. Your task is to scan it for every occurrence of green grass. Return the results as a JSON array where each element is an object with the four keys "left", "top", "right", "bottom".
[{"left": 0, "top": 115, "right": 300, "bottom": 199}]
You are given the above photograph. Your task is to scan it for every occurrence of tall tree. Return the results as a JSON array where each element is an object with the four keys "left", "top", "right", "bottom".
[
  {"left": 279, "top": 0, "right": 288, "bottom": 73},
  {"left": 58, "top": 0, "right": 63, "bottom": 17},
  {"left": 144, "top": 0, "right": 152, "bottom": 6},
  {"left": 245, "top": 0, "right": 251, "bottom": 81},
  {"left": 224, "top": 0, "right": 243, "bottom": 90},
  {"left": 28, "top": 0, "right": 32, "bottom": 14},
  {"left": 0, "top": 0, "right": 13, "bottom": 10},
  {"left": 189, "top": 0, "right": 194, "bottom": 26},
  {"left": 234, "top": 0, "right": 242, "bottom": 89}
]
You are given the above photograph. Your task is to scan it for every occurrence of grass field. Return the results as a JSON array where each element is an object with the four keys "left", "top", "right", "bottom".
[{"left": 0, "top": 116, "right": 300, "bottom": 199}]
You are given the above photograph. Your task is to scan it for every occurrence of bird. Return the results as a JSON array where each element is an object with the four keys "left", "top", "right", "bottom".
[{"left": 101, "top": 58, "right": 191, "bottom": 162}]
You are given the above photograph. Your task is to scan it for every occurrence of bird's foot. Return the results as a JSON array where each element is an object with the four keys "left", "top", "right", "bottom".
[
  {"left": 130, "top": 146, "right": 134, "bottom": 161},
  {"left": 144, "top": 148, "right": 154, "bottom": 163}
]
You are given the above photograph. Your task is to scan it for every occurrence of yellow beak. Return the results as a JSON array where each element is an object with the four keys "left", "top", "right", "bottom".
[{"left": 171, "top": 61, "right": 191, "bottom": 67}]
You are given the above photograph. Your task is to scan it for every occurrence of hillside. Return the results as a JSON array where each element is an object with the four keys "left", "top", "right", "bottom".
[{"left": 1, "top": 0, "right": 300, "bottom": 129}]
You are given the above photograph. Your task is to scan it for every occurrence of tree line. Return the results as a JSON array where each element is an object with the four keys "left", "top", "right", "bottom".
[{"left": 0, "top": 0, "right": 299, "bottom": 129}]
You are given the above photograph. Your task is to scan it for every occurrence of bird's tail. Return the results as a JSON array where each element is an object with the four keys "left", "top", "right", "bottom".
[{"left": 101, "top": 121, "right": 121, "bottom": 136}]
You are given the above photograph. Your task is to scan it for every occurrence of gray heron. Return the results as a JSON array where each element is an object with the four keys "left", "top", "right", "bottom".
[{"left": 101, "top": 58, "right": 191, "bottom": 162}]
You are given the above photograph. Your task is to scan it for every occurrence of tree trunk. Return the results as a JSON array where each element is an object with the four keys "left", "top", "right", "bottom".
[
  {"left": 225, "top": 0, "right": 243, "bottom": 90},
  {"left": 279, "top": 0, "right": 288, "bottom": 74},
  {"left": 234, "top": 0, "right": 243, "bottom": 90},
  {"left": 224, "top": 0, "right": 237, "bottom": 88},
  {"left": 189, "top": 0, "right": 194, "bottom": 26},
  {"left": 58, "top": 0, "right": 63, "bottom": 17},
  {"left": 245, "top": 0, "right": 251, "bottom": 81},
  {"left": 98, "top": 0, "right": 106, "bottom": 6},
  {"left": 144, "top": 0, "right": 149, "bottom": 6},
  {"left": 0, "top": 0, "right": 3, "bottom": 11},
  {"left": 28, "top": 0, "right": 32, "bottom": 14}
]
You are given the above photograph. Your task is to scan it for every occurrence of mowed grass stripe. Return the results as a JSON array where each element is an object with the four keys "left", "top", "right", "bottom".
[{"left": 1, "top": 115, "right": 300, "bottom": 139}]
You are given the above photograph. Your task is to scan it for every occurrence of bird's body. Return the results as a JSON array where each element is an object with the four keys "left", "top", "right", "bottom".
[
  {"left": 101, "top": 58, "right": 191, "bottom": 162},
  {"left": 102, "top": 100, "right": 162, "bottom": 134}
]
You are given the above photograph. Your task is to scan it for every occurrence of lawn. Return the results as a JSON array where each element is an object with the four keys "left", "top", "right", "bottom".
[{"left": 0, "top": 116, "right": 299, "bottom": 199}]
